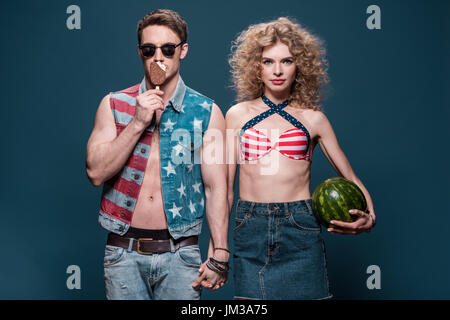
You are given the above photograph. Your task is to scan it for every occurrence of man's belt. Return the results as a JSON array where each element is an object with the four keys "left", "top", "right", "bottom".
[{"left": 107, "top": 232, "right": 198, "bottom": 255}]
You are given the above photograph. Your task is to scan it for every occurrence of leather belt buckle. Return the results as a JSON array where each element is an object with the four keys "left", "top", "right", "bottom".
[{"left": 137, "top": 238, "right": 154, "bottom": 255}]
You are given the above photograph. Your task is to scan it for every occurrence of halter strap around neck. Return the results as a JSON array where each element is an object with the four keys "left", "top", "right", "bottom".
[{"left": 240, "top": 95, "right": 311, "bottom": 146}]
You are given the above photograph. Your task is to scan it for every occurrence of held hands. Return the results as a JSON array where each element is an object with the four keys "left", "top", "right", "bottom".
[
  {"left": 192, "top": 248, "right": 229, "bottom": 291},
  {"left": 327, "top": 209, "right": 376, "bottom": 235},
  {"left": 133, "top": 89, "right": 165, "bottom": 130}
]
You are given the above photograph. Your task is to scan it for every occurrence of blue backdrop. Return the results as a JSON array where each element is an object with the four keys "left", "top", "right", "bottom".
[{"left": 0, "top": 0, "right": 448, "bottom": 299}]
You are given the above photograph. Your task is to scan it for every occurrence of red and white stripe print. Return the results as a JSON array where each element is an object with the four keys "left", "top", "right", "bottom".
[
  {"left": 100, "top": 84, "right": 153, "bottom": 223},
  {"left": 240, "top": 127, "right": 272, "bottom": 161},
  {"left": 273, "top": 128, "right": 308, "bottom": 160},
  {"left": 240, "top": 127, "right": 309, "bottom": 161}
]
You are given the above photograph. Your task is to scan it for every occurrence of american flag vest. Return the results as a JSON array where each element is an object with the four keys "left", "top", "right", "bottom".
[{"left": 98, "top": 76, "right": 213, "bottom": 239}]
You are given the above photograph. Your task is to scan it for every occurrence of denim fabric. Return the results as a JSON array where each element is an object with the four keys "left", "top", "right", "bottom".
[
  {"left": 103, "top": 243, "right": 202, "bottom": 300},
  {"left": 98, "top": 76, "right": 214, "bottom": 239},
  {"left": 233, "top": 198, "right": 332, "bottom": 300}
]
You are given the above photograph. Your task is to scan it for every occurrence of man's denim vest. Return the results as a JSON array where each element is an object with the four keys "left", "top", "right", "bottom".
[{"left": 98, "top": 76, "right": 213, "bottom": 239}]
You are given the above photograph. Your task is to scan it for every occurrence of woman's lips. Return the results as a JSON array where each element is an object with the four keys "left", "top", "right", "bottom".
[{"left": 271, "top": 79, "right": 285, "bottom": 85}]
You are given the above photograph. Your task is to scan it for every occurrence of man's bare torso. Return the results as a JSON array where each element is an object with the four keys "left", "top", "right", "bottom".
[{"left": 131, "top": 125, "right": 168, "bottom": 229}]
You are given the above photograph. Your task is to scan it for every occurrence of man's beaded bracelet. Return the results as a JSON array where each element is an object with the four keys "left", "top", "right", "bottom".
[
  {"left": 210, "top": 257, "right": 229, "bottom": 265},
  {"left": 214, "top": 247, "right": 230, "bottom": 254},
  {"left": 206, "top": 260, "right": 228, "bottom": 274},
  {"left": 207, "top": 257, "right": 229, "bottom": 272}
]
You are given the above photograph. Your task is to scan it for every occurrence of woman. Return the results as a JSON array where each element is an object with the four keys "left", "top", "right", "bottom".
[{"left": 226, "top": 17, "right": 376, "bottom": 300}]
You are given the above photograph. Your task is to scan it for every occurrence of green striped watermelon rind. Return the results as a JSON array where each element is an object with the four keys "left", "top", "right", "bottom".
[{"left": 312, "top": 177, "right": 367, "bottom": 228}]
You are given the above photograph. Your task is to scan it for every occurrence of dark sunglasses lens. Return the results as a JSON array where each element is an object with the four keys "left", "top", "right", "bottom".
[
  {"left": 141, "top": 46, "right": 155, "bottom": 57},
  {"left": 161, "top": 45, "right": 176, "bottom": 57}
]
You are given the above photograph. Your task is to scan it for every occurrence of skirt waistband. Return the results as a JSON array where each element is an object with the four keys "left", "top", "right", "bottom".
[{"left": 236, "top": 198, "right": 313, "bottom": 215}]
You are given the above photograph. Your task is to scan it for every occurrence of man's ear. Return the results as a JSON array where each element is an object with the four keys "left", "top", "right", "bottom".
[
  {"left": 180, "top": 43, "right": 189, "bottom": 60},
  {"left": 137, "top": 44, "right": 144, "bottom": 61}
]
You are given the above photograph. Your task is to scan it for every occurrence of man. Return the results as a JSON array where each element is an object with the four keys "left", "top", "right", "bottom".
[{"left": 86, "top": 9, "right": 229, "bottom": 300}]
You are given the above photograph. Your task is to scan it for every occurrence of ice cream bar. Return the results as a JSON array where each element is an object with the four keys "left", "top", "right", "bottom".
[{"left": 150, "top": 61, "right": 166, "bottom": 89}]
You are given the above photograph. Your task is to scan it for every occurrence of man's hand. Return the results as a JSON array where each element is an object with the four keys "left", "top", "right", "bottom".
[
  {"left": 192, "top": 260, "right": 228, "bottom": 291},
  {"left": 327, "top": 209, "right": 374, "bottom": 234},
  {"left": 133, "top": 89, "right": 165, "bottom": 129}
]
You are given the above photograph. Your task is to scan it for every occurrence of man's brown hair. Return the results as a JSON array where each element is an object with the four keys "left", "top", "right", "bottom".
[{"left": 137, "top": 9, "right": 188, "bottom": 45}]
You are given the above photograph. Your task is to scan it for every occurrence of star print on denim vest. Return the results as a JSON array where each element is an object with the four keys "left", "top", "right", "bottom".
[{"left": 98, "top": 76, "right": 213, "bottom": 240}]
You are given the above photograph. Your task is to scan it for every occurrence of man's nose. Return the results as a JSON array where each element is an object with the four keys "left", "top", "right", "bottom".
[{"left": 154, "top": 47, "right": 164, "bottom": 61}]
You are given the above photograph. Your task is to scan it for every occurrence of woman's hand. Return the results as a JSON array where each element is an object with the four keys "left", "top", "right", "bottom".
[
  {"left": 191, "top": 259, "right": 228, "bottom": 291},
  {"left": 327, "top": 209, "right": 375, "bottom": 235}
]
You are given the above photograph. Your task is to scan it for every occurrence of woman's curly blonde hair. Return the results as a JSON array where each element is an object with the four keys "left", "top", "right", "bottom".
[{"left": 229, "top": 17, "right": 329, "bottom": 110}]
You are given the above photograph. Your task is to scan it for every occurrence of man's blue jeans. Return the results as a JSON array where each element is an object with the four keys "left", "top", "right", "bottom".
[{"left": 103, "top": 243, "right": 202, "bottom": 300}]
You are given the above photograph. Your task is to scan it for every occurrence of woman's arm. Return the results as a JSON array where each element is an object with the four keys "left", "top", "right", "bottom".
[
  {"left": 225, "top": 105, "right": 242, "bottom": 214},
  {"left": 314, "top": 111, "right": 376, "bottom": 234}
]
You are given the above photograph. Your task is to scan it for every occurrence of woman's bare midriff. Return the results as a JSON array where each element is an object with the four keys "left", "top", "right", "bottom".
[{"left": 239, "top": 150, "right": 313, "bottom": 202}]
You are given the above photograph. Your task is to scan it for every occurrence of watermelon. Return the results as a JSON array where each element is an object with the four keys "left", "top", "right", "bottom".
[{"left": 312, "top": 177, "right": 367, "bottom": 228}]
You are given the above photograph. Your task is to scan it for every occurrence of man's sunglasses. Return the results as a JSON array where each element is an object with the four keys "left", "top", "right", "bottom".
[{"left": 139, "top": 41, "right": 185, "bottom": 58}]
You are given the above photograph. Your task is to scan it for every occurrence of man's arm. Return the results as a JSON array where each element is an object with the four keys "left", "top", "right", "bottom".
[
  {"left": 192, "top": 103, "right": 229, "bottom": 290},
  {"left": 86, "top": 90, "right": 164, "bottom": 186},
  {"left": 201, "top": 103, "right": 228, "bottom": 255}
]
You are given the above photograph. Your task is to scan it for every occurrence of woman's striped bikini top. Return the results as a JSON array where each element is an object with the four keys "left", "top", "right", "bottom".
[{"left": 240, "top": 95, "right": 312, "bottom": 161}]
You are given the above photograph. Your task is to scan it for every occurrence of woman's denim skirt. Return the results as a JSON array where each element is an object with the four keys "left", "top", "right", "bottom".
[{"left": 233, "top": 198, "right": 332, "bottom": 300}]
